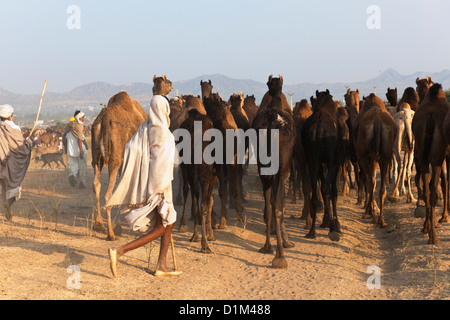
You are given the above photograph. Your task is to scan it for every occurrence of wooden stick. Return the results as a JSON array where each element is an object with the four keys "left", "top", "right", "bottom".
[
  {"left": 170, "top": 234, "right": 177, "bottom": 271},
  {"left": 29, "top": 80, "right": 48, "bottom": 138}
]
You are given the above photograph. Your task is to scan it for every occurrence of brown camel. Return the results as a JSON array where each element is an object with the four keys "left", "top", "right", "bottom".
[
  {"left": 252, "top": 74, "right": 295, "bottom": 268},
  {"left": 200, "top": 80, "right": 213, "bottom": 100},
  {"left": 344, "top": 88, "right": 364, "bottom": 204},
  {"left": 179, "top": 108, "right": 217, "bottom": 253},
  {"left": 203, "top": 93, "right": 244, "bottom": 229},
  {"left": 257, "top": 75, "right": 292, "bottom": 115},
  {"left": 302, "top": 89, "right": 344, "bottom": 241},
  {"left": 243, "top": 94, "right": 259, "bottom": 127},
  {"left": 91, "top": 76, "right": 171, "bottom": 240},
  {"left": 292, "top": 99, "right": 312, "bottom": 225},
  {"left": 354, "top": 93, "right": 396, "bottom": 228},
  {"left": 397, "top": 87, "right": 420, "bottom": 112},
  {"left": 413, "top": 83, "right": 449, "bottom": 244},
  {"left": 416, "top": 76, "right": 434, "bottom": 104}
]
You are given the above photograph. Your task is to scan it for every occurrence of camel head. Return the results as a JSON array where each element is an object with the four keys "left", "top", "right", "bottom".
[
  {"left": 153, "top": 74, "right": 173, "bottom": 96},
  {"left": 267, "top": 74, "right": 283, "bottom": 96},
  {"left": 416, "top": 76, "right": 434, "bottom": 103},
  {"left": 385, "top": 87, "right": 398, "bottom": 107},
  {"left": 344, "top": 88, "right": 360, "bottom": 113}
]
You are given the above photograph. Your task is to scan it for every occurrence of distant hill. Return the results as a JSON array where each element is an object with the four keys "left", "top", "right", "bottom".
[{"left": 3, "top": 68, "right": 450, "bottom": 126}]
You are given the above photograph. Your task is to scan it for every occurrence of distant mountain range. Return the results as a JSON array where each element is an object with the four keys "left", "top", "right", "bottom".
[{"left": 3, "top": 68, "right": 450, "bottom": 122}]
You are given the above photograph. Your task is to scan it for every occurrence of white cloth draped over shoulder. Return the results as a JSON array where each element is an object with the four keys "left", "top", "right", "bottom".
[{"left": 104, "top": 95, "right": 177, "bottom": 232}]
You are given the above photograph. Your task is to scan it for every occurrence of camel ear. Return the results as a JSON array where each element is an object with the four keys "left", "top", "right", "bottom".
[
  {"left": 347, "top": 88, "right": 350, "bottom": 94},
  {"left": 388, "top": 87, "right": 390, "bottom": 91},
  {"left": 416, "top": 77, "right": 420, "bottom": 85},
  {"left": 279, "top": 74, "right": 283, "bottom": 83},
  {"left": 426, "top": 76, "right": 431, "bottom": 83},
  {"left": 153, "top": 75, "right": 157, "bottom": 81},
  {"left": 209, "top": 79, "right": 211, "bottom": 85},
  {"left": 356, "top": 89, "right": 359, "bottom": 94},
  {"left": 200, "top": 80, "right": 203, "bottom": 85},
  {"left": 316, "top": 90, "right": 319, "bottom": 97},
  {"left": 326, "top": 89, "right": 330, "bottom": 95},
  {"left": 162, "top": 74, "right": 167, "bottom": 81},
  {"left": 268, "top": 74, "right": 273, "bottom": 82}
]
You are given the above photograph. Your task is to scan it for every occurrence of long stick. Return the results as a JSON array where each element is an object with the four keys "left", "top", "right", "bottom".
[
  {"left": 29, "top": 80, "right": 48, "bottom": 138},
  {"left": 170, "top": 234, "right": 177, "bottom": 271}
]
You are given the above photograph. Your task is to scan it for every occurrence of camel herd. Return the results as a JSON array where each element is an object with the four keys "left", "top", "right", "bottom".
[{"left": 66, "top": 75, "right": 450, "bottom": 269}]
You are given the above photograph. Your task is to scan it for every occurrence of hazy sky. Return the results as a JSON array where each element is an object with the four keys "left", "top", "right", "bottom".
[{"left": 1, "top": 0, "right": 449, "bottom": 94}]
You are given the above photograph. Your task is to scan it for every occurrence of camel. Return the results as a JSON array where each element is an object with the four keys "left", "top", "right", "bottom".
[
  {"left": 292, "top": 99, "right": 312, "bottom": 225},
  {"left": 344, "top": 88, "right": 364, "bottom": 204},
  {"left": 388, "top": 102, "right": 416, "bottom": 204},
  {"left": 336, "top": 106, "right": 352, "bottom": 197},
  {"left": 302, "top": 89, "right": 344, "bottom": 242},
  {"left": 203, "top": 93, "right": 244, "bottom": 229},
  {"left": 91, "top": 76, "right": 171, "bottom": 241},
  {"left": 413, "top": 83, "right": 449, "bottom": 244},
  {"left": 397, "top": 87, "right": 420, "bottom": 112},
  {"left": 243, "top": 94, "right": 259, "bottom": 127},
  {"left": 200, "top": 80, "right": 213, "bottom": 100},
  {"left": 386, "top": 87, "right": 398, "bottom": 107},
  {"left": 416, "top": 76, "right": 434, "bottom": 104},
  {"left": 179, "top": 109, "right": 217, "bottom": 253},
  {"left": 229, "top": 92, "right": 250, "bottom": 204},
  {"left": 257, "top": 75, "right": 292, "bottom": 115},
  {"left": 354, "top": 93, "right": 396, "bottom": 228},
  {"left": 252, "top": 74, "right": 295, "bottom": 268}
]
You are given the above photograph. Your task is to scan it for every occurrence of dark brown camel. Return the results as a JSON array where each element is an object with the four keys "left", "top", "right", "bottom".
[
  {"left": 413, "top": 83, "right": 449, "bottom": 244},
  {"left": 203, "top": 93, "right": 244, "bottom": 229},
  {"left": 397, "top": 87, "right": 420, "bottom": 112},
  {"left": 252, "top": 75, "right": 295, "bottom": 268},
  {"left": 243, "top": 94, "right": 259, "bottom": 127},
  {"left": 302, "top": 89, "right": 344, "bottom": 241},
  {"left": 179, "top": 109, "right": 217, "bottom": 253},
  {"left": 91, "top": 90, "right": 148, "bottom": 240},
  {"left": 229, "top": 92, "right": 250, "bottom": 205},
  {"left": 336, "top": 106, "right": 352, "bottom": 196},
  {"left": 386, "top": 87, "right": 398, "bottom": 107},
  {"left": 354, "top": 93, "right": 396, "bottom": 228},
  {"left": 292, "top": 99, "right": 312, "bottom": 226},
  {"left": 344, "top": 88, "right": 364, "bottom": 204}
]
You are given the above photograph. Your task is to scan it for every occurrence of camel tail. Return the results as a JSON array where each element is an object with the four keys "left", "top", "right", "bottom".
[{"left": 100, "top": 123, "right": 111, "bottom": 165}]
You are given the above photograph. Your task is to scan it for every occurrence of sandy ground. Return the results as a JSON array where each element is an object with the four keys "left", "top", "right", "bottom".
[{"left": 0, "top": 149, "right": 448, "bottom": 302}]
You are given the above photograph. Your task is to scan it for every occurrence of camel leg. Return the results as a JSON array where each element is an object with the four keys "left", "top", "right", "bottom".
[
  {"left": 405, "top": 150, "right": 417, "bottom": 203},
  {"left": 259, "top": 178, "right": 273, "bottom": 254},
  {"left": 425, "top": 166, "right": 442, "bottom": 244},
  {"left": 189, "top": 180, "right": 200, "bottom": 244},
  {"left": 377, "top": 160, "right": 389, "bottom": 228},
  {"left": 92, "top": 162, "right": 106, "bottom": 232},
  {"left": 178, "top": 165, "right": 190, "bottom": 233},
  {"left": 217, "top": 165, "right": 228, "bottom": 229},
  {"left": 305, "top": 163, "right": 319, "bottom": 239},
  {"left": 388, "top": 149, "right": 403, "bottom": 203},
  {"left": 440, "top": 158, "right": 450, "bottom": 223},
  {"left": 104, "top": 166, "right": 120, "bottom": 241},
  {"left": 272, "top": 173, "right": 288, "bottom": 269}
]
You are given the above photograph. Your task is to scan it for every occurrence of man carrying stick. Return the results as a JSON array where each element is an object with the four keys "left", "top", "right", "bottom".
[
  {"left": 106, "top": 75, "right": 182, "bottom": 277},
  {"left": 0, "top": 104, "right": 31, "bottom": 220}
]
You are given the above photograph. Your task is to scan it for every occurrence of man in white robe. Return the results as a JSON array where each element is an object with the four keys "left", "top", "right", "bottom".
[
  {"left": 65, "top": 111, "right": 88, "bottom": 188},
  {"left": 0, "top": 104, "right": 31, "bottom": 220},
  {"left": 106, "top": 75, "right": 181, "bottom": 277}
]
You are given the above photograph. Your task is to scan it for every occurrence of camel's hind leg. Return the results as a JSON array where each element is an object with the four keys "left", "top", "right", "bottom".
[
  {"left": 92, "top": 162, "right": 106, "bottom": 232},
  {"left": 104, "top": 166, "right": 120, "bottom": 241}
]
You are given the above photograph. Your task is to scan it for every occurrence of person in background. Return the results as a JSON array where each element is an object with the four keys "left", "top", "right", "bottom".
[{"left": 65, "top": 111, "right": 88, "bottom": 188}]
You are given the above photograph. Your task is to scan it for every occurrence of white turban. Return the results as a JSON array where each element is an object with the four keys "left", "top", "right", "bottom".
[
  {"left": 0, "top": 104, "right": 14, "bottom": 118},
  {"left": 75, "top": 111, "right": 85, "bottom": 123}
]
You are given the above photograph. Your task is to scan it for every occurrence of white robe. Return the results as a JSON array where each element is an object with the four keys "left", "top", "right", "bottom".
[{"left": 104, "top": 95, "right": 177, "bottom": 232}]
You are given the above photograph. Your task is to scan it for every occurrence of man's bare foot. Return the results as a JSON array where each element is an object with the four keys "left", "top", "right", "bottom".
[
  {"left": 154, "top": 269, "right": 183, "bottom": 277},
  {"left": 108, "top": 248, "right": 118, "bottom": 278}
]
